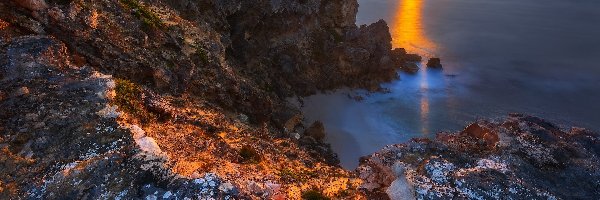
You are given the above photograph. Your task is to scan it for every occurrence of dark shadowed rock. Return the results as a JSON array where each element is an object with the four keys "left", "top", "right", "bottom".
[
  {"left": 304, "top": 121, "right": 326, "bottom": 141},
  {"left": 426, "top": 57, "right": 442, "bottom": 68},
  {"left": 13, "top": 0, "right": 48, "bottom": 11}
]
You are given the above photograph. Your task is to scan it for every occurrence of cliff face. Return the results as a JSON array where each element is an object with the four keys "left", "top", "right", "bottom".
[
  {"left": 358, "top": 114, "right": 600, "bottom": 199},
  {"left": 1, "top": 0, "right": 412, "bottom": 199},
  {"left": 2, "top": 0, "right": 405, "bottom": 123}
]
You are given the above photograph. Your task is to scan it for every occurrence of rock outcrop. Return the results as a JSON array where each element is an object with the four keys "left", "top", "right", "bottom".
[
  {"left": 2, "top": 0, "right": 397, "bottom": 198},
  {"left": 358, "top": 114, "right": 600, "bottom": 199},
  {"left": 426, "top": 58, "right": 442, "bottom": 68}
]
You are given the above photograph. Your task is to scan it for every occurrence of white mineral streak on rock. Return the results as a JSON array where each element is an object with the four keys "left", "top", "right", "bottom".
[
  {"left": 97, "top": 105, "right": 121, "bottom": 119},
  {"left": 386, "top": 162, "right": 416, "bottom": 200}
]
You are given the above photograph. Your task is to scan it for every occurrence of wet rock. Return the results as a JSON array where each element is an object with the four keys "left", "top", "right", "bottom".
[
  {"left": 401, "top": 63, "right": 419, "bottom": 74},
  {"left": 426, "top": 58, "right": 442, "bottom": 68}
]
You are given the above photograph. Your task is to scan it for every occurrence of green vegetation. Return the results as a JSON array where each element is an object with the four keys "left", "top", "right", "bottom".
[
  {"left": 301, "top": 190, "right": 330, "bottom": 200},
  {"left": 195, "top": 46, "right": 209, "bottom": 64},
  {"left": 114, "top": 79, "right": 155, "bottom": 121},
  {"left": 239, "top": 145, "right": 261, "bottom": 164},
  {"left": 120, "top": 0, "right": 164, "bottom": 29}
]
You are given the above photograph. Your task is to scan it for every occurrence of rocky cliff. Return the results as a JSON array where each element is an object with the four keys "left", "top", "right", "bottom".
[
  {"left": 3, "top": 0, "right": 598, "bottom": 200},
  {"left": 0, "top": 0, "right": 415, "bottom": 199}
]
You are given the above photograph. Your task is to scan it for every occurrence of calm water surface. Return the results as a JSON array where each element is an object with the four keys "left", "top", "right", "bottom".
[{"left": 302, "top": 0, "right": 600, "bottom": 169}]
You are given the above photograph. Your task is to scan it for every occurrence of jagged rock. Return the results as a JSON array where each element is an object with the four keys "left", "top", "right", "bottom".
[
  {"left": 391, "top": 48, "right": 421, "bottom": 73},
  {"left": 426, "top": 58, "right": 442, "bottom": 68},
  {"left": 358, "top": 114, "right": 600, "bottom": 199}
]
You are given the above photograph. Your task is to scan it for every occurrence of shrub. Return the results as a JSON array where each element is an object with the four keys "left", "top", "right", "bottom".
[
  {"left": 301, "top": 190, "right": 330, "bottom": 200},
  {"left": 195, "top": 46, "right": 209, "bottom": 64},
  {"left": 120, "top": 0, "right": 164, "bottom": 29},
  {"left": 114, "top": 79, "right": 155, "bottom": 121},
  {"left": 239, "top": 145, "right": 261, "bottom": 164}
]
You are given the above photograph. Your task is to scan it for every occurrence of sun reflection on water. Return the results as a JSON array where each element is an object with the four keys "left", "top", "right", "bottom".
[
  {"left": 392, "top": 0, "right": 437, "bottom": 134},
  {"left": 391, "top": 0, "right": 437, "bottom": 56}
]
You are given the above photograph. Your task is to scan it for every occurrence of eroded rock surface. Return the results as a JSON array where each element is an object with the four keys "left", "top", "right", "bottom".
[
  {"left": 358, "top": 114, "right": 600, "bottom": 199},
  {"left": 2, "top": 0, "right": 384, "bottom": 198}
]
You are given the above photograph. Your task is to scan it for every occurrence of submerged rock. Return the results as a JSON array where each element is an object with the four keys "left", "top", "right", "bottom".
[{"left": 358, "top": 114, "right": 600, "bottom": 199}]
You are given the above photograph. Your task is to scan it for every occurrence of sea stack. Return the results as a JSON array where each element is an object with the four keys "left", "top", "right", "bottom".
[{"left": 426, "top": 57, "right": 443, "bottom": 68}]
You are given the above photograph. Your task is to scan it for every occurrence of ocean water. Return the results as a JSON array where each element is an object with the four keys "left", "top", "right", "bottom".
[{"left": 302, "top": 0, "right": 600, "bottom": 169}]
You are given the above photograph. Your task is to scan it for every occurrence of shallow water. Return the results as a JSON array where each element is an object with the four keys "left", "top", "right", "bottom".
[{"left": 302, "top": 0, "right": 600, "bottom": 169}]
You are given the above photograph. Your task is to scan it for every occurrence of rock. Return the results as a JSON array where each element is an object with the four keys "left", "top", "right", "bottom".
[
  {"left": 426, "top": 58, "right": 442, "bottom": 68},
  {"left": 13, "top": 86, "right": 30, "bottom": 96},
  {"left": 96, "top": 105, "right": 121, "bottom": 119},
  {"left": 135, "top": 136, "right": 163, "bottom": 155},
  {"left": 13, "top": 0, "right": 48, "bottom": 11},
  {"left": 48, "top": 7, "right": 64, "bottom": 21},
  {"left": 218, "top": 182, "right": 235, "bottom": 192},
  {"left": 386, "top": 177, "right": 416, "bottom": 200},
  {"left": 304, "top": 121, "right": 326, "bottom": 141},
  {"left": 129, "top": 125, "right": 146, "bottom": 139},
  {"left": 238, "top": 114, "right": 249, "bottom": 124},
  {"left": 401, "top": 63, "right": 419, "bottom": 74},
  {"left": 461, "top": 122, "right": 499, "bottom": 147},
  {"left": 404, "top": 54, "right": 422, "bottom": 62},
  {"left": 358, "top": 115, "right": 600, "bottom": 199}
]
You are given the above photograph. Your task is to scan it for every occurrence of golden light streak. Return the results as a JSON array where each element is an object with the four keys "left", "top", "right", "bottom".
[
  {"left": 391, "top": 0, "right": 437, "bottom": 56},
  {"left": 392, "top": 0, "right": 437, "bottom": 134}
]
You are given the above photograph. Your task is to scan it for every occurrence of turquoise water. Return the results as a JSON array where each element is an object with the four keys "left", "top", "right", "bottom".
[{"left": 302, "top": 0, "right": 600, "bottom": 169}]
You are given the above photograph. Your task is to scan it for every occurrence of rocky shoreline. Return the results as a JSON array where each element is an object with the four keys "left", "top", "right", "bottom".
[
  {"left": 358, "top": 114, "right": 599, "bottom": 199},
  {"left": 1, "top": 0, "right": 598, "bottom": 199}
]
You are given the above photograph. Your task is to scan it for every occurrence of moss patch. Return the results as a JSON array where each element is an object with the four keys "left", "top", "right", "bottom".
[
  {"left": 195, "top": 46, "right": 209, "bottom": 65},
  {"left": 120, "top": 0, "right": 164, "bottom": 29},
  {"left": 302, "top": 190, "right": 330, "bottom": 200},
  {"left": 114, "top": 79, "right": 155, "bottom": 122},
  {"left": 239, "top": 145, "right": 261, "bottom": 164}
]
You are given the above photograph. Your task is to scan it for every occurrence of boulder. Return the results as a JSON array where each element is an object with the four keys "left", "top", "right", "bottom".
[
  {"left": 304, "top": 121, "right": 326, "bottom": 141},
  {"left": 426, "top": 58, "right": 442, "bottom": 68},
  {"left": 461, "top": 123, "right": 499, "bottom": 147}
]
